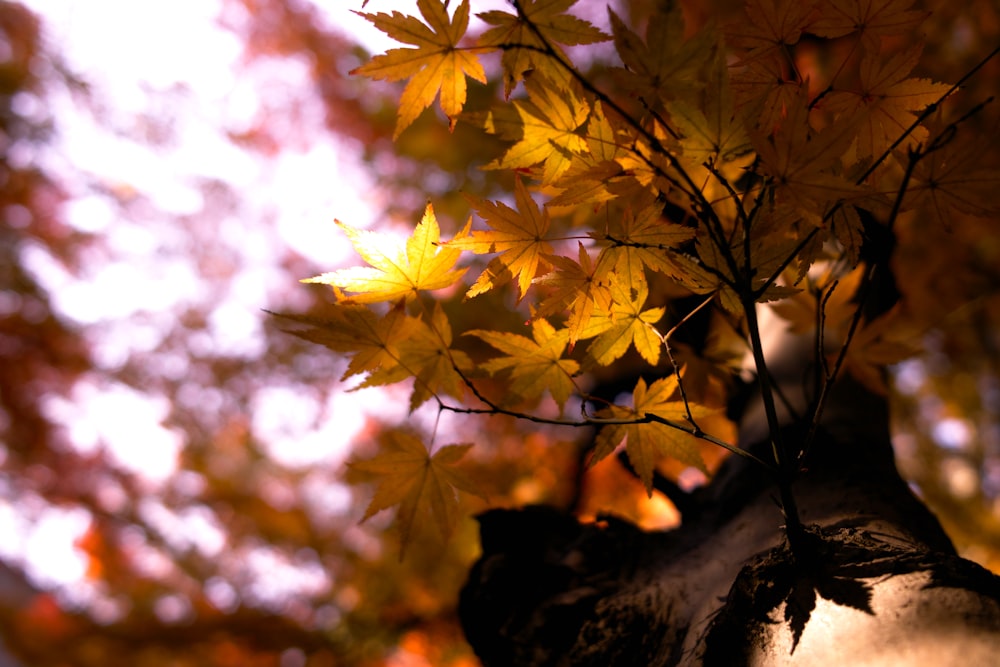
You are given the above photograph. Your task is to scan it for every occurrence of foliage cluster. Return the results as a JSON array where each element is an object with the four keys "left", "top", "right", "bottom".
[{"left": 288, "top": 0, "right": 1000, "bottom": 554}]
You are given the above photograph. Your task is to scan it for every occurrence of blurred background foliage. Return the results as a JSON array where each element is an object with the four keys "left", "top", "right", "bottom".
[{"left": 0, "top": 0, "right": 998, "bottom": 665}]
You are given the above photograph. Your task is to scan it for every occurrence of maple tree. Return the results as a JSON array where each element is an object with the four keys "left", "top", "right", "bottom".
[
  {"left": 279, "top": 0, "right": 1000, "bottom": 662},
  {"left": 2, "top": 0, "right": 1000, "bottom": 665},
  {"left": 292, "top": 0, "right": 998, "bottom": 550}
]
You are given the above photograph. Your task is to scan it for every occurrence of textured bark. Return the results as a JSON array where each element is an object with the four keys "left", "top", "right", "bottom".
[{"left": 459, "top": 320, "right": 1000, "bottom": 666}]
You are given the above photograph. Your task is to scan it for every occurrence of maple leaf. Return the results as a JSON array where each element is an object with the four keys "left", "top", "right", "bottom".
[
  {"left": 352, "top": 0, "right": 487, "bottom": 138},
  {"left": 349, "top": 431, "right": 485, "bottom": 558},
  {"left": 668, "top": 47, "right": 756, "bottom": 216},
  {"left": 304, "top": 203, "right": 468, "bottom": 303},
  {"left": 752, "top": 91, "right": 866, "bottom": 221},
  {"left": 824, "top": 45, "right": 952, "bottom": 162},
  {"left": 904, "top": 132, "right": 1000, "bottom": 229},
  {"left": 669, "top": 53, "right": 752, "bottom": 168},
  {"left": 613, "top": 119, "right": 683, "bottom": 196},
  {"left": 446, "top": 176, "right": 552, "bottom": 300},
  {"left": 467, "top": 318, "right": 580, "bottom": 410},
  {"left": 730, "top": 55, "right": 805, "bottom": 135},
  {"left": 534, "top": 242, "right": 614, "bottom": 346},
  {"left": 725, "top": 0, "right": 815, "bottom": 65},
  {"left": 810, "top": 0, "right": 929, "bottom": 52},
  {"left": 829, "top": 204, "right": 866, "bottom": 265},
  {"left": 697, "top": 226, "right": 803, "bottom": 314},
  {"left": 609, "top": 6, "right": 715, "bottom": 104},
  {"left": 840, "top": 306, "right": 921, "bottom": 394},
  {"left": 273, "top": 304, "right": 420, "bottom": 381},
  {"left": 363, "top": 303, "right": 471, "bottom": 411},
  {"left": 770, "top": 265, "right": 865, "bottom": 335},
  {"left": 595, "top": 200, "right": 699, "bottom": 292},
  {"left": 591, "top": 376, "right": 712, "bottom": 494},
  {"left": 547, "top": 102, "right": 630, "bottom": 209},
  {"left": 478, "top": 0, "right": 608, "bottom": 98},
  {"left": 584, "top": 274, "right": 666, "bottom": 366},
  {"left": 485, "top": 75, "right": 591, "bottom": 184}
]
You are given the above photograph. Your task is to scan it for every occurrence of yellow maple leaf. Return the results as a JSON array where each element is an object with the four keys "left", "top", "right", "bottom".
[
  {"left": 477, "top": 0, "right": 608, "bottom": 98},
  {"left": 484, "top": 75, "right": 590, "bottom": 184},
  {"left": 349, "top": 432, "right": 485, "bottom": 558},
  {"left": 595, "top": 200, "right": 698, "bottom": 292},
  {"left": 467, "top": 318, "right": 580, "bottom": 410},
  {"left": 304, "top": 203, "right": 468, "bottom": 304},
  {"left": 352, "top": 0, "right": 487, "bottom": 138},
  {"left": 824, "top": 45, "right": 952, "bottom": 162},
  {"left": 273, "top": 303, "right": 420, "bottom": 381},
  {"left": 547, "top": 101, "right": 629, "bottom": 209},
  {"left": 446, "top": 176, "right": 552, "bottom": 300},
  {"left": 362, "top": 303, "right": 471, "bottom": 411},
  {"left": 583, "top": 275, "right": 666, "bottom": 366},
  {"left": 591, "top": 376, "right": 711, "bottom": 495},
  {"left": 534, "top": 242, "right": 614, "bottom": 346}
]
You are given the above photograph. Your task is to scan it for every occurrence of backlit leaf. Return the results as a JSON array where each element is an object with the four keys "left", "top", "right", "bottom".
[
  {"left": 478, "top": 0, "right": 608, "bottom": 97},
  {"left": 468, "top": 318, "right": 580, "bottom": 409},
  {"left": 448, "top": 176, "right": 552, "bottom": 300},
  {"left": 362, "top": 303, "right": 471, "bottom": 411},
  {"left": 352, "top": 0, "right": 488, "bottom": 138},
  {"left": 584, "top": 275, "right": 666, "bottom": 366},
  {"left": 273, "top": 304, "right": 420, "bottom": 381},
  {"left": 534, "top": 242, "right": 614, "bottom": 346},
  {"left": 484, "top": 75, "right": 591, "bottom": 184},
  {"left": 591, "top": 376, "right": 712, "bottom": 494},
  {"left": 304, "top": 203, "right": 468, "bottom": 303},
  {"left": 825, "top": 45, "right": 952, "bottom": 162}
]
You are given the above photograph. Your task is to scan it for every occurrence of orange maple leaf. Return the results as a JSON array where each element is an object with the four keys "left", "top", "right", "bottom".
[
  {"left": 352, "top": 0, "right": 487, "bottom": 138},
  {"left": 304, "top": 203, "right": 468, "bottom": 303},
  {"left": 824, "top": 45, "right": 951, "bottom": 161},
  {"left": 752, "top": 90, "right": 866, "bottom": 220},
  {"left": 810, "top": 0, "right": 929, "bottom": 52},
  {"left": 724, "top": 0, "right": 816, "bottom": 65}
]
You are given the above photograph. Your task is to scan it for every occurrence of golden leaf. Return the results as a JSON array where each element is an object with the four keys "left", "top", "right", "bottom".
[
  {"left": 352, "top": 0, "right": 487, "bottom": 138},
  {"left": 304, "top": 203, "right": 468, "bottom": 303},
  {"left": 591, "top": 376, "right": 711, "bottom": 494}
]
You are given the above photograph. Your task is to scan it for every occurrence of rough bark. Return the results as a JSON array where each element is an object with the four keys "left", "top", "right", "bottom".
[{"left": 458, "top": 316, "right": 1000, "bottom": 666}]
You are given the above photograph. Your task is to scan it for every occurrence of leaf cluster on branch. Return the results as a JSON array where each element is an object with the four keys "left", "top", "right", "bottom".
[{"left": 280, "top": 0, "right": 1000, "bottom": 555}]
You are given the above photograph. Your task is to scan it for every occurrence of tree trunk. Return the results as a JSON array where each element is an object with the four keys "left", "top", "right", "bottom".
[{"left": 458, "top": 312, "right": 1000, "bottom": 666}]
